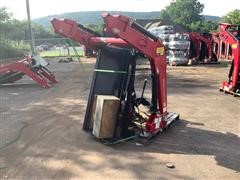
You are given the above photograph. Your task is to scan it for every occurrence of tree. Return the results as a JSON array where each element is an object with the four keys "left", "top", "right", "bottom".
[
  {"left": 1, "top": 7, "right": 55, "bottom": 41},
  {"left": 0, "top": 7, "right": 56, "bottom": 59},
  {"left": 221, "top": 9, "right": 240, "bottom": 25},
  {"left": 160, "top": 0, "right": 218, "bottom": 32},
  {"left": 86, "top": 23, "right": 104, "bottom": 35},
  {"left": 0, "top": 7, "right": 12, "bottom": 22},
  {"left": 160, "top": 0, "right": 204, "bottom": 30},
  {"left": 189, "top": 20, "right": 218, "bottom": 33}
]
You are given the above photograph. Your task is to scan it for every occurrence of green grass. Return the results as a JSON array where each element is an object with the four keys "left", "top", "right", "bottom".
[{"left": 39, "top": 47, "right": 84, "bottom": 57}]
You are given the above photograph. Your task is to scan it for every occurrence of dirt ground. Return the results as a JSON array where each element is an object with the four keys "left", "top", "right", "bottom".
[{"left": 0, "top": 57, "right": 239, "bottom": 179}]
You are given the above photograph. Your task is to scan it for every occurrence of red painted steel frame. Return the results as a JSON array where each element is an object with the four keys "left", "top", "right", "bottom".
[
  {"left": 51, "top": 18, "right": 128, "bottom": 49},
  {"left": 188, "top": 32, "right": 213, "bottom": 60},
  {"left": 213, "top": 24, "right": 240, "bottom": 61},
  {"left": 102, "top": 13, "right": 168, "bottom": 131},
  {"left": 218, "top": 23, "right": 240, "bottom": 93},
  {"left": 51, "top": 14, "right": 169, "bottom": 133},
  {"left": 212, "top": 33, "right": 221, "bottom": 60},
  {"left": 0, "top": 57, "right": 57, "bottom": 88}
]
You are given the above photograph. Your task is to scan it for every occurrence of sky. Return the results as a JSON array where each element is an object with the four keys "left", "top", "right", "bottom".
[{"left": 0, "top": 0, "right": 239, "bottom": 20}]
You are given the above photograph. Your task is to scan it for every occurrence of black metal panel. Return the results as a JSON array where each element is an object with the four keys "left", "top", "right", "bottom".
[{"left": 83, "top": 45, "right": 132, "bottom": 131}]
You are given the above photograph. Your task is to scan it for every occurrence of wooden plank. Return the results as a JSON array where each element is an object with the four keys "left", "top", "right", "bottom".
[{"left": 93, "top": 95, "right": 120, "bottom": 138}]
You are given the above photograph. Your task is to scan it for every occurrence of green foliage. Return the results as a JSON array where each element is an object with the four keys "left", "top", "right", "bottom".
[
  {"left": 33, "top": 10, "right": 220, "bottom": 32},
  {"left": 86, "top": 23, "right": 104, "bottom": 35},
  {"left": 33, "top": 23, "right": 56, "bottom": 39},
  {"left": 33, "top": 11, "right": 161, "bottom": 29},
  {"left": 189, "top": 20, "right": 218, "bottom": 33},
  {"left": 0, "top": 7, "right": 12, "bottom": 22},
  {"left": 221, "top": 9, "right": 240, "bottom": 25},
  {"left": 0, "top": 38, "right": 30, "bottom": 59},
  {"left": 160, "top": 0, "right": 218, "bottom": 32},
  {"left": 0, "top": 7, "right": 56, "bottom": 41},
  {"left": 0, "top": 7, "right": 55, "bottom": 59},
  {"left": 160, "top": 0, "right": 204, "bottom": 29}
]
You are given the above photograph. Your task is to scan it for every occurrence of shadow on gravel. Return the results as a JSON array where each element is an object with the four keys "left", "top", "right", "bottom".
[
  {"left": 1, "top": 99, "right": 239, "bottom": 179},
  {"left": 135, "top": 72, "right": 217, "bottom": 95},
  {"left": 0, "top": 58, "right": 238, "bottom": 179},
  {"left": 0, "top": 83, "right": 41, "bottom": 89},
  {"left": 167, "top": 74, "right": 215, "bottom": 94},
  {"left": 116, "top": 119, "right": 240, "bottom": 172},
  {"left": 0, "top": 102, "right": 190, "bottom": 179}
]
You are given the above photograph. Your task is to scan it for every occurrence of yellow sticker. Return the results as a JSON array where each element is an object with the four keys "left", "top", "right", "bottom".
[
  {"left": 232, "top": 44, "right": 237, "bottom": 49},
  {"left": 156, "top": 47, "right": 164, "bottom": 55}
]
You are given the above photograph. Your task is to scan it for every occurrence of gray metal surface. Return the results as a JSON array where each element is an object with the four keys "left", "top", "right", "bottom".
[{"left": 83, "top": 46, "right": 132, "bottom": 131}]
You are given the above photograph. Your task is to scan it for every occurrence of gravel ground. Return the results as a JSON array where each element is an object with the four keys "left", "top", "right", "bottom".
[{"left": 0, "top": 57, "right": 239, "bottom": 179}]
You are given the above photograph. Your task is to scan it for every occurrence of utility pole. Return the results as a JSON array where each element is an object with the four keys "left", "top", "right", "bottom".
[{"left": 26, "top": 0, "right": 36, "bottom": 56}]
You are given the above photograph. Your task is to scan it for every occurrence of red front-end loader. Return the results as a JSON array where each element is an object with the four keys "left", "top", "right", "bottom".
[
  {"left": 217, "top": 23, "right": 240, "bottom": 96},
  {"left": 51, "top": 13, "right": 180, "bottom": 143},
  {"left": 0, "top": 55, "right": 57, "bottom": 88},
  {"left": 188, "top": 32, "right": 218, "bottom": 63}
]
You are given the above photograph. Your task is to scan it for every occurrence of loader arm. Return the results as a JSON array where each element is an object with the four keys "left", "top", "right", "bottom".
[
  {"left": 0, "top": 56, "right": 57, "bottom": 88},
  {"left": 51, "top": 15, "right": 167, "bottom": 115},
  {"left": 51, "top": 13, "right": 179, "bottom": 135},
  {"left": 102, "top": 13, "right": 167, "bottom": 117},
  {"left": 188, "top": 32, "right": 214, "bottom": 60},
  {"left": 218, "top": 23, "right": 240, "bottom": 95},
  {"left": 212, "top": 33, "right": 221, "bottom": 59},
  {"left": 51, "top": 18, "right": 128, "bottom": 50}
]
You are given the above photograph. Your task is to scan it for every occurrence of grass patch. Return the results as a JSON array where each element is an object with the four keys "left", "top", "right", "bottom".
[{"left": 40, "top": 47, "right": 84, "bottom": 57}]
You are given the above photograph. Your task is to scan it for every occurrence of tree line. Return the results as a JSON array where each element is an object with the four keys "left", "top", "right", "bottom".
[
  {"left": 160, "top": 0, "right": 240, "bottom": 32},
  {"left": 0, "top": 7, "right": 56, "bottom": 59},
  {"left": 85, "top": 1, "right": 239, "bottom": 35},
  {"left": 1, "top": 1, "right": 239, "bottom": 59}
]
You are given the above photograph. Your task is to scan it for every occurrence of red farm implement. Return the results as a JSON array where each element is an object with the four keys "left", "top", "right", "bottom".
[{"left": 0, "top": 56, "right": 57, "bottom": 88}]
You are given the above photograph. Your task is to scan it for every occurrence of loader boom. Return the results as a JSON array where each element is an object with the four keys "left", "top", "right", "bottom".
[
  {"left": 51, "top": 13, "right": 179, "bottom": 137},
  {"left": 218, "top": 23, "right": 240, "bottom": 96},
  {"left": 187, "top": 32, "right": 217, "bottom": 62},
  {"left": 51, "top": 18, "right": 128, "bottom": 50},
  {"left": 0, "top": 56, "right": 57, "bottom": 88},
  {"left": 102, "top": 13, "right": 167, "bottom": 115}
]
